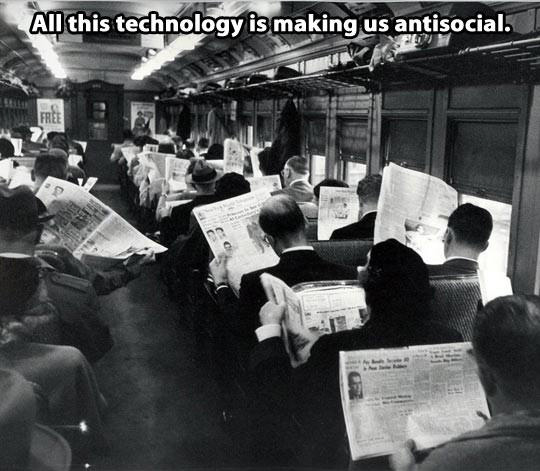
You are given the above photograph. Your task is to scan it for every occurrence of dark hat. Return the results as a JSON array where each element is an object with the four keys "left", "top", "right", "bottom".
[
  {"left": 206, "top": 143, "right": 224, "bottom": 160},
  {"left": 0, "top": 186, "right": 54, "bottom": 232},
  {"left": 186, "top": 159, "right": 220, "bottom": 185},
  {"left": 0, "top": 369, "right": 72, "bottom": 471}
]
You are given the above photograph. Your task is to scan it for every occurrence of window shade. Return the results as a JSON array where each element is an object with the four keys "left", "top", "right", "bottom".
[
  {"left": 306, "top": 118, "right": 327, "bottom": 156},
  {"left": 338, "top": 119, "right": 367, "bottom": 161},
  {"left": 384, "top": 119, "right": 427, "bottom": 171},
  {"left": 450, "top": 121, "right": 516, "bottom": 203}
]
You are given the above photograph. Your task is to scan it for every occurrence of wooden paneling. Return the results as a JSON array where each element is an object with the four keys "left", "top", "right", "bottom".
[
  {"left": 449, "top": 84, "right": 523, "bottom": 110},
  {"left": 383, "top": 89, "right": 432, "bottom": 110}
]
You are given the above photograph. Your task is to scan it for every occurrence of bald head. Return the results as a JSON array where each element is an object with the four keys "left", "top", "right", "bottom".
[{"left": 259, "top": 195, "right": 306, "bottom": 251}]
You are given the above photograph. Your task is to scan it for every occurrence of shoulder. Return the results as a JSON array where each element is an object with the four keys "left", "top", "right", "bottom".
[{"left": 330, "top": 222, "right": 358, "bottom": 240}]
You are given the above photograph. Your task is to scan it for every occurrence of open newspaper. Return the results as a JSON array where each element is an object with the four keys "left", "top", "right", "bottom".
[
  {"left": 318, "top": 186, "right": 360, "bottom": 240},
  {"left": 261, "top": 274, "right": 366, "bottom": 367},
  {"left": 224, "top": 138, "right": 245, "bottom": 175},
  {"left": 247, "top": 175, "right": 282, "bottom": 193},
  {"left": 375, "top": 163, "right": 458, "bottom": 264},
  {"left": 36, "top": 177, "right": 166, "bottom": 259},
  {"left": 249, "top": 147, "right": 263, "bottom": 178},
  {"left": 11, "top": 138, "right": 22, "bottom": 156},
  {"left": 120, "top": 146, "right": 140, "bottom": 165},
  {"left": 478, "top": 270, "right": 513, "bottom": 305},
  {"left": 139, "top": 152, "right": 170, "bottom": 182},
  {"left": 0, "top": 158, "right": 12, "bottom": 181},
  {"left": 339, "top": 342, "right": 490, "bottom": 461},
  {"left": 193, "top": 189, "right": 279, "bottom": 293},
  {"left": 165, "top": 156, "right": 190, "bottom": 193}
]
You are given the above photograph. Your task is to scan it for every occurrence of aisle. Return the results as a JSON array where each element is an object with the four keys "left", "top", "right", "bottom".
[{"left": 90, "top": 185, "right": 235, "bottom": 470}]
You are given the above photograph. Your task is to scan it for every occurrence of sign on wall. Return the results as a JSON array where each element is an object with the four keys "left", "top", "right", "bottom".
[
  {"left": 37, "top": 98, "right": 65, "bottom": 133},
  {"left": 130, "top": 101, "right": 156, "bottom": 137}
]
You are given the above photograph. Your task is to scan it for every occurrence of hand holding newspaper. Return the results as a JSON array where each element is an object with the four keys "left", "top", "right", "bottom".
[
  {"left": 318, "top": 186, "right": 360, "bottom": 240},
  {"left": 36, "top": 177, "right": 166, "bottom": 260},
  {"left": 375, "top": 163, "right": 458, "bottom": 264},
  {"left": 261, "top": 274, "right": 367, "bottom": 367},
  {"left": 339, "top": 343, "right": 490, "bottom": 461}
]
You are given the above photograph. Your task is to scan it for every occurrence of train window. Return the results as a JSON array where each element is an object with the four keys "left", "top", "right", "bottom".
[
  {"left": 338, "top": 118, "right": 368, "bottom": 185},
  {"left": 460, "top": 194, "right": 512, "bottom": 274},
  {"left": 256, "top": 115, "right": 273, "bottom": 147},
  {"left": 306, "top": 117, "right": 327, "bottom": 185},
  {"left": 383, "top": 118, "right": 427, "bottom": 171},
  {"left": 449, "top": 121, "right": 517, "bottom": 203},
  {"left": 198, "top": 111, "right": 207, "bottom": 137},
  {"left": 239, "top": 115, "right": 253, "bottom": 146},
  {"left": 311, "top": 154, "right": 326, "bottom": 185}
]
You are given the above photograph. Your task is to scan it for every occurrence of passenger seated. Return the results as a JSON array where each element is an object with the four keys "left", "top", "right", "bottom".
[
  {"left": 110, "top": 129, "right": 135, "bottom": 164},
  {"left": 160, "top": 160, "right": 221, "bottom": 246},
  {"left": 176, "top": 139, "right": 195, "bottom": 159},
  {"left": 32, "top": 152, "right": 69, "bottom": 192},
  {"left": 196, "top": 137, "right": 209, "bottom": 158},
  {"left": 209, "top": 195, "right": 357, "bottom": 342},
  {"left": 277, "top": 156, "right": 315, "bottom": 203},
  {"left": 312, "top": 178, "right": 349, "bottom": 205},
  {"left": 0, "top": 137, "right": 15, "bottom": 158},
  {"left": 390, "top": 295, "right": 540, "bottom": 471},
  {"left": 428, "top": 203, "right": 492, "bottom": 277},
  {"left": 0, "top": 186, "right": 111, "bottom": 362},
  {"left": 249, "top": 239, "right": 462, "bottom": 467},
  {"left": 330, "top": 174, "right": 381, "bottom": 240}
]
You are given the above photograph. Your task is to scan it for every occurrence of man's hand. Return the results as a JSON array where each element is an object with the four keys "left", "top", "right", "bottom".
[
  {"left": 209, "top": 254, "right": 229, "bottom": 286},
  {"left": 389, "top": 440, "right": 418, "bottom": 471},
  {"left": 259, "top": 300, "right": 286, "bottom": 326}
]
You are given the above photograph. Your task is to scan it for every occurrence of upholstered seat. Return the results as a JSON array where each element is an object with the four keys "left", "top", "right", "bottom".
[{"left": 311, "top": 239, "right": 373, "bottom": 267}]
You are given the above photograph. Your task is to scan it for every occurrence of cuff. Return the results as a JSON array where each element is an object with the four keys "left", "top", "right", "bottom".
[{"left": 255, "top": 324, "right": 282, "bottom": 342}]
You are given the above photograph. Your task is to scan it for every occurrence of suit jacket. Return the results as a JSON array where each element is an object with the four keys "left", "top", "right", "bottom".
[
  {"left": 216, "top": 250, "right": 358, "bottom": 343},
  {"left": 249, "top": 318, "right": 463, "bottom": 467},
  {"left": 330, "top": 211, "right": 377, "bottom": 240},
  {"left": 428, "top": 258, "right": 479, "bottom": 277},
  {"left": 277, "top": 180, "right": 315, "bottom": 203}
]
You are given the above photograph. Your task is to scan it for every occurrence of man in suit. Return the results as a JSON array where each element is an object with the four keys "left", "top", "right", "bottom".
[
  {"left": 277, "top": 156, "right": 315, "bottom": 204},
  {"left": 209, "top": 194, "right": 357, "bottom": 343},
  {"left": 160, "top": 159, "right": 221, "bottom": 246},
  {"left": 428, "top": 203, "right": 493, "bottom": 277},
  {"left": 330, "top": 174, "right": 382, "bottom": 240}
]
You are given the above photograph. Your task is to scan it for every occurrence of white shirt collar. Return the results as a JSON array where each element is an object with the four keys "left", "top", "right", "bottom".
[
  {"left": 282, "top": 246, "right": 314, "bottom": 254},
  {"left": 361, "top": 210, "right": 377, "bottom": 218},
  {"left": 0, "top": 253, "right": 32, "bottom": 259},
  {"left": 445, "top": 256, "right": 478, "bottom": 263},
  {"left": 288, "top": 178, "right": 310, "bottom": 187}
]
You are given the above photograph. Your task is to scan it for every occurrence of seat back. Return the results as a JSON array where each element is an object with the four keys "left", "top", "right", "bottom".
[
  {"left": 311, "top": 239, "right": 373, "bottom": 267},
  {"left": 430, "top": 275, "right": 481, "bottom": 341}
]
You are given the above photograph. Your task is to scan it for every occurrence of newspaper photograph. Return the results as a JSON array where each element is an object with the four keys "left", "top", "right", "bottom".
[
  {"left": 318, "top": 186, "right": 360, "bottom": 240},
  {"left": 37, "top": 177, "right": 166, "bottom": 258},
  {"left": 260, "top": 275, "right": 366, "bottom": 367},
  {"left": 374, "top": 163, "right": 458, "bottom": 264},
  {"left": 194, "top": 189, "right": 279, "bottom": 293},
  {"left": 223, "top": 138, "right": 245, "bottom": 175},
  {"left": 247, "top": 175, "right": 282, "bottom": 193},
  {"left": 339, "top": 343, "right": 490, "bottom": 461},
  {"left": 165, "top": 157, "right": 190, "bottom": 193}
]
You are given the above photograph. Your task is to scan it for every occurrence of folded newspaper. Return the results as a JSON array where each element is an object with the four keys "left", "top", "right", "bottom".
[
  {"left": 318, "top": 186, "right": 360, "bottom": 240},
  {"left": 375, "top": 163, "right": 458, "bottom": 264},
  {"left": 261, "top": 274, "right": 367, "bottom": 367},
  {"left": 246, "top": 175, "right": 282, "bottom": 193},
  {"left": 339, "top": 342, "right": 490, "bottom": 460},
  {"left": 224, "top": 138, "right": 245, "bottom": 175},
  {"left": 194, "top": 189, "right": 279, "bottom": 293},
  {"left": 36, "top": 177, "right": 166, "bottom": 259}
]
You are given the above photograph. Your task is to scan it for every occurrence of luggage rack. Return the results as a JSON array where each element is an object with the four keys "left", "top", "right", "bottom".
[{"left": 161, "top": 34, "right": 540, "bottom": 104}]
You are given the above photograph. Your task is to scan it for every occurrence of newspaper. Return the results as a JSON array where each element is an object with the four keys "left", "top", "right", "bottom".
[
  {"left": 8, "top": 166, "right": 33, "bottom": 189},
  {"left": 68, "top": 154, "right": 83, "bottom": 167},
  {"left": 120, "top": 146, "right": 140, "bottom": 165},
  {"left": 478, "top": 270, "right": 513, "bottom": 305},
  {"left": 261, "top": 275, "right": 366, "bottom": 367},
  {"left": 140, "top": 152, "right": 169, "bottom": 181},
  {"left": 165, "top": 156, "right": 190, "bottom": 193},
  {"left": 375, "top": 164, "right": 458, "bottom": 264},
  {"left": 36, "top": 177, "right": 166, "bottom": 259},
  {"left": 193, "top": 189, "right": 279, "bottom": 293},
  {"left": 0, "top": 158, "right": 12, "bottom": 180},
  {"left": 11, "top": 138, "right": 22, "bottom": 156},
  {"left": 339, "top": 343, "right": 490, "bottom": 461},
  {"left": 223, "top": 138, "right": 245, "bottom": 175},
  {"left": 82, "top": 177, "right": 98, "bottom": 192},
  {"left": 318, "top": 187, "right": 360, "bottom": 240},
  {"left": 11, "top": 157, "right": 36, "bottom": 168},
  {"left": 249, "top": 147, "right": 263, "bottom": 178},
  {"left": 247, "top": 175, "right": 282, "bottom": 193}
]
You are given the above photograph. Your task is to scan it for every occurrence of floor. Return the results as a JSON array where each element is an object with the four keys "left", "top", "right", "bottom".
[{"left": 90, "top": 185, "right": 237, "bottom": 470}]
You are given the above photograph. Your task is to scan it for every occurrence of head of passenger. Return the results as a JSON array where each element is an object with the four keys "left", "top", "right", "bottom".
[
  {"left": 0, "top": 138, "right": 15, "bottom": 159},
  {"left": 48, "top": 133, "right": 69, "bottom": 155},
  {"left": 206, "top": 143, "right": 224, "bottom": 161},
  {"left": 444, "top": 203, "right": 493, "bottom": 261},
  {"left": 473, "top": 295, "right": 540, "bottom": 413},
  {"left": 197, "top": 138, "right": 209, "bottom": 156},
  {"left": 281, "top": 156, "right": 309, "bottom": 188},
  {"left": 356, "top": 174, "right": 382, "bottom": 218},
  {"left": 122, "top": 129, "right": 134, "bottom": 144},
  {"left": 257, "top": 147, "right": 272, "bottom": 176},
  {"left": 32, "top": 153, "right": 69, "bottom": 192},
  {"left": 361, "top": 239, "right": 432, "bottom": 324},
  {"left": 313, "top": 178, "right": 349, "bottom": 204},
  {"left": 188, "top": 160, "right": 218, "bottom": 195},
  {"left": 259, "top": 195, "right": 307, "bottom": 255},
  {"left": 215, "top": 173, "right": 251, "bottom": 200}
]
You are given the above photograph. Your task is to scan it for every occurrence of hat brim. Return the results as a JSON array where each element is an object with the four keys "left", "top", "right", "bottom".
[
  {"left": 29, "top": 424, "right": 72, "bottom": 471},
  {"left": 186, "top": 170, "right": 221, "bottom": 185}
]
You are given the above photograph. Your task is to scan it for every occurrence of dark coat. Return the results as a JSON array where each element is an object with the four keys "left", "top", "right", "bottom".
[
  {"left": 330, "top": 211, "right": 377, "bottom": 240},
  {"left": 428, "top": 258, "right": 479, "bottom": 277},
  {"left": 249, "top": 317, "right": 463, "bottom": 467}
]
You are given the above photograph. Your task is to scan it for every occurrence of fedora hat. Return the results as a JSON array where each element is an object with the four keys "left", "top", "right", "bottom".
[
  {"left": 0, "top": 186, "right": 53, "bottom": 232},
  {"left": 186, "top": 159, "right": 220, "bottom": 185},
  {"left": 0, "top": 369, "right": 71, "bottom": 471}
]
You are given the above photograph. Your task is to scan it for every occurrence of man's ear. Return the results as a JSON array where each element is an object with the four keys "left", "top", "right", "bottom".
[
  {"left": 444, "top": 227, "right": 453, "bottom": 244},
  {"left": 481, "top": 240, "right": 489, "bottom": 253}
]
